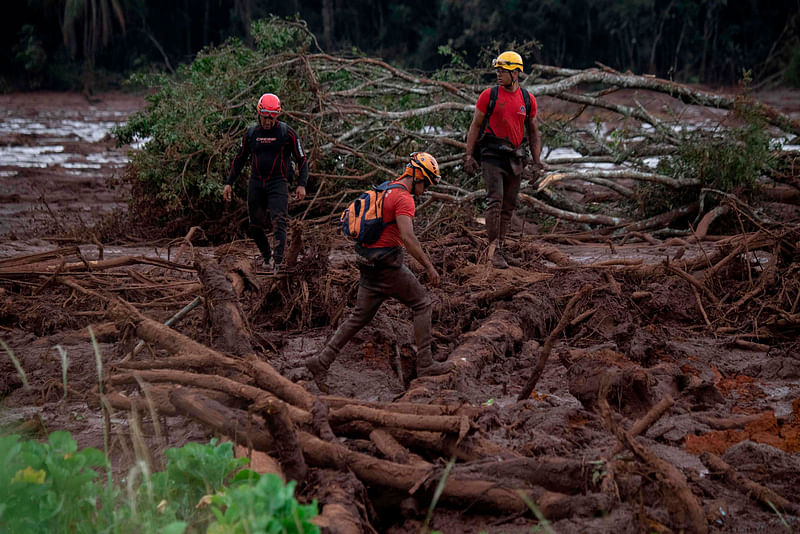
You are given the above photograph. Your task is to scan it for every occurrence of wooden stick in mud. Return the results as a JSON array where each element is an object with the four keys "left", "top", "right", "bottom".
[
  {"left": 311, "top": 475, "right": 366, "bottom": 534},
  {"left": 609, "top": 395, "right": 675, "bottom": 458},
  {"left": 338, "top": 422, "right": 519, "bottom": 463},
  {"left": 121, "top": 296, "right": 203, "bottom": 362},
  {"left": 111, "top": 368, "right": 313, "bottom": 425},
  {"left": 111, "top": 368, "right": 476, "bottom": 436},
  {"left": 170, "top": 388, "right": 274, "bottom": 451},
  {"left": 599, "top": 395, "right": 708, "bottom": 534},
  {"left": 369, "top": 428, "right": 413, "bottom": 464},
  {"left": 517, "top": 284, "right": 592, "bottom": 401},
  {"left": 329, "top": 404, "right": 470, "bottom": 435},
  {"left": 600, "top": 395, "right": 675, "bottom": 495},
  {"left": 699, "top": 452, "right": 800, "bottom": 516}
]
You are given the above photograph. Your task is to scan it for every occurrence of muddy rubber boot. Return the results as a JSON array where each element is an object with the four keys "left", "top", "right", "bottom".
[
  {"left": 305, "top": 347, "right": 336, "bottom": 393},
  {"left": 247, "top": 226, "right": 272, "bottom": 267},
  {"left": 492, "top": 248, "right": 509, "bottom": 269},
  {"left": 417, "top": 351, "right": 454, "bottom": 377}
]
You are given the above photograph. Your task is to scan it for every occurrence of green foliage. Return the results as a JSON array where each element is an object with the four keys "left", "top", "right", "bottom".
[
  {"left": 0, "top": 432, "right": 318, "bottom": 534},
  {"left": 151, "top": 439, "right": 249, "bottom": 520},
  {"left": 0, "top": 431, "right": 110, "bottom": 533},
  {"left": 112, "top": 17, "right": 323, "bottom": 230},
  {"left": 637, "top": 85, "right": 774, "bottom": 217},
  {"left": 113, "top": 16, "right": 481, "bottom": 235},
  {"left": 251, "top": 16, "right": 313, "bottom": 55},
  {"left": 208, "top": 474, "right": 319, "bottom": 534}
]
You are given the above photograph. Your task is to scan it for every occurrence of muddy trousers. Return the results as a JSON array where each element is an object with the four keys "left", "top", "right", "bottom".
[
  {"left": 320, "top": 262, "right": 432, "bottom": 365},
  {"left": 482, "top": 156, "right": 523, "bottom": 245},
  {"left": 247, "top": 178, "right": 289, "bottom": 264}
]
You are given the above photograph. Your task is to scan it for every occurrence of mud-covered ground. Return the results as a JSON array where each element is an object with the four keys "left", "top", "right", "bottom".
[{"left": 1, "top": 90, "right": 800, "bottom": 533}]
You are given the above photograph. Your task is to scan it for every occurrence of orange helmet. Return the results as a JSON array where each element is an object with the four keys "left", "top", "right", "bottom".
[
  {"left": 407, "top": 152, "right": 441, "bottom": 188},
  {"left": 257, "top": 93, "right": 280, "bottom": 116}
]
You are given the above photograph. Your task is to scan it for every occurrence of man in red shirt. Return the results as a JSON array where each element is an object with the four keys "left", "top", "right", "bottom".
[
  {"left": 305, "top": 152, "right": 453, "bottom": 391},
  {"left": 464, "top": 51, "right": 543, "bottom": 269}
]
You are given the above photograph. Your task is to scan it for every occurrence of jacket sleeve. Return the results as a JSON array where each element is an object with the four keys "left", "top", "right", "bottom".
[
  {"left": 226, "top": 128, "right": 251, "bottom": 186},
  {"left": 286, "top": 125, "right": 309, "bottom": 187}
]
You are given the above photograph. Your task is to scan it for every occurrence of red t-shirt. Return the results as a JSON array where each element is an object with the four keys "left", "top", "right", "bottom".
[
  {"left": 476, "top": 86, "right": 537, "bottom": 148},
  {"left": 364, "top": 180, "right": 415, "bottom": 249}
]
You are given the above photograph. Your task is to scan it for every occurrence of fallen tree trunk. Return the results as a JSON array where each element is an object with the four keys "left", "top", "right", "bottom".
[
  {"left": 255, "top": 398, "right": 307, "bottom": 483},
  {"left": 108, "top": 300, "right": 317, "bottom": 410},
  {"left": 402, "top": 308, "right": 528, "bottom": 401},
  {"left": 195, "top": 254, "right": 253, "bottom": 357}
]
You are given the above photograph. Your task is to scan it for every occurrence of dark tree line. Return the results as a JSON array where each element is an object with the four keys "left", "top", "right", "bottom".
[{"left": 3, "top": 0, "right": 799, "bottom": 92}]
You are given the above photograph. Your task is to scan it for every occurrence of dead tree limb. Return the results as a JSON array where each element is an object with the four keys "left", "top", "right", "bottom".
[
  {"left": 599, "top": 395, "right": 708, "bottom": 534},
  {"left": 518, "top": 285, "right": 593, "bottom": 400},
  {"left": 329, "top": 404, "right": 469, "bottom": 435},
  {"left": 255, "top": 398, "right": 307, "bottom": 483},
  {"left": 401, "top": 308, "right": 526, "bottom": 401},
  {"left": 699, "top": 452, "right": 800, "bottom": 516},
  {"left": 195, "top": 254, "right": 253, "bottom": 357}
]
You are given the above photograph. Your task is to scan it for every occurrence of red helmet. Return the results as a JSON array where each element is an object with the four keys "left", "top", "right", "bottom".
[{"left": 257, "top": 93, "right": 280, "bottom": 116}]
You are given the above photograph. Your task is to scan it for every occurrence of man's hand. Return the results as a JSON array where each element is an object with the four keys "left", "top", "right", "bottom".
[
  {"left": 295, "top": 185, "right": 306, "bottom": 201},
  {"left": 464, "top": 154, "right": 480, "bottom": 177},
  {"left": 222, "top": 184, "right": 232, "bottom": 202},
  {"left": 425, "top": 265, "right": 440, "bottom": 288},
  {"left": 524, "top": 160, "right": 545, "bottom": 181}
]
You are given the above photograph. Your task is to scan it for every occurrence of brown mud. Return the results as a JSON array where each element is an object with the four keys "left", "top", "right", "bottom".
[{"left": 1, "top": 91, "right": 800, "bottom": 533}]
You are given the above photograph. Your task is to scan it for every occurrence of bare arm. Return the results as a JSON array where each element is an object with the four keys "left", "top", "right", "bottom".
[
  {"left": 396, "top": 214, "right": 439, "bottom": 287},
  {"left": 527, "top": 114, "right": 542, "bottom": 166}
]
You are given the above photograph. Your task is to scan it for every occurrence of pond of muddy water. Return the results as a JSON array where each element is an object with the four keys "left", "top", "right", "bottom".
[{"left": 0, "top": 92, "right": 144, "bottom": 238}]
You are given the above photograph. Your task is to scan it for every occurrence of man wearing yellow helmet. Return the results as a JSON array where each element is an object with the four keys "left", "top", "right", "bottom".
[
  {"left": 464, "top": 51, "right": 543, "bottom": 269},
  {"left": 304, "top": 152, "right": 454, "bottom": 392}
]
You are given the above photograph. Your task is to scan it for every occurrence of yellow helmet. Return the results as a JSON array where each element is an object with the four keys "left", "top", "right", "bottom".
[
  {"left": 407, "top": 152, "right": 441, "bottom": 187},
  {"left": 492, "top": 51, "right": 523, "bottom": 73}
]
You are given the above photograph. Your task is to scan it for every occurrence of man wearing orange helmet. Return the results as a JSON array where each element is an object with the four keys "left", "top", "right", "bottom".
[
  {"left": 464, "top": 51, "right": 543, "bottom": 269},
  {"left": 305, "top": 152, "right": 454, "bottom": 391},
  {"left": 223, "top": 93, "right": 308, "bottom": 273}
]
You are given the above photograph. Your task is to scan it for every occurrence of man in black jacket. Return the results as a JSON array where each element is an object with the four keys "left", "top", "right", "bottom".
[{"left": 223, "top": 93, "right": 308, "bottom": 272}]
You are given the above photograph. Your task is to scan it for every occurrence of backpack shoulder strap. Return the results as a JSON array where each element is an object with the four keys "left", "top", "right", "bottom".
[
  {"left": 520, "top": 87, "right": 531, "bottom": 119},
  {"left": 279, "top": 121, "right": 288, "bottom": 142},
  {"left": 373, "top": 181, "right": 406, "bottom": 192},
  {"left": 478, "top": 86, "right": 499, "bottom": 139}
]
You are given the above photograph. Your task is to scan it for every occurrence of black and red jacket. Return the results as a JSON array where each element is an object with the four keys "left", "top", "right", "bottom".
[{"left": 226, "top": 121, "right": 309, "bottom": 187}]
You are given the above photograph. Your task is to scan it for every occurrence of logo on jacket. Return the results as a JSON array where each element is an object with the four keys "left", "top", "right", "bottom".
[
  {"left": 519, "top": 105, "right": 526, "bottom": 115},
  {"left": 257, "top": 137, "right": 277, "bottom": 143}
]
